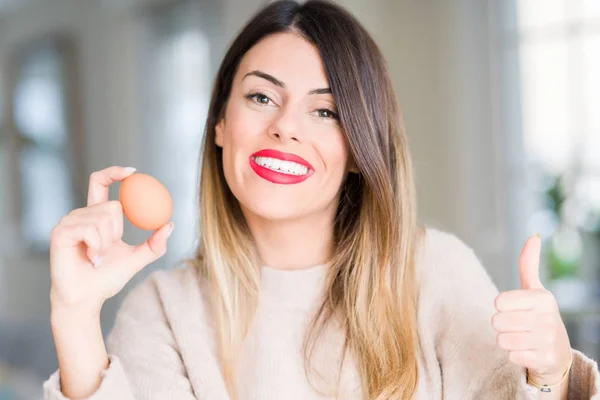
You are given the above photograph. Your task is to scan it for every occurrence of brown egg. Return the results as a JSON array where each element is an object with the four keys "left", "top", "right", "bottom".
[{"left": 119, "top": 173, "right": 173, "bottom": 231}]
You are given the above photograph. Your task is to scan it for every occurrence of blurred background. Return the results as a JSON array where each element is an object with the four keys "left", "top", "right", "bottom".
[{"left": 0, "top": 0, "right": 598, "bottom": 397}]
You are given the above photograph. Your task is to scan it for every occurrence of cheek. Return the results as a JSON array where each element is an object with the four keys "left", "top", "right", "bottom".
[
  {"left": 222, "top": 102, "right": 269, "bottom": 149},
  {"left": 317, "top": 132, "right": 350, "bottom": 177},
  {"left": 219, "top": 104, "right": 270, "bottom": 187},
  {"left": 309, "top": 132, "right": 350, "bottom": 210}
]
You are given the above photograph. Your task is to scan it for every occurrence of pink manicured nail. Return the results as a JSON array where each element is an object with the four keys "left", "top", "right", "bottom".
[
  {"left": 123, "top": 167, "right": 137, "bottom": 175},
  {"left": 92, "top": 255, "right": 102, "bottom": 268},
  {"left": 165, "top": 222, "right": 175, "bottom": 238}
]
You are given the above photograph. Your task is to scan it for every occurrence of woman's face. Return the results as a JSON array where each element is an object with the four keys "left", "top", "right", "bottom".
[{"left": 216, "top": 32, "right": 353, "bottom": 222}]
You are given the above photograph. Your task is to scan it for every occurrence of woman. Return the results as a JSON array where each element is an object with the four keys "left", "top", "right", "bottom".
[{"left": 44, "top": 1, "right": 599, "bottom": 399}]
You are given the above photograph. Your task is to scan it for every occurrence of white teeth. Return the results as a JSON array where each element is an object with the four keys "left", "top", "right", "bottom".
[
  {"left": 253, "top": 156, "right": 309, "bottom": 176},
  {"left": 280, "top": 161, "right": 291, "bottom": 172},
  {"left": 271, "top": 159, "right": 282, "bottom": 170}
]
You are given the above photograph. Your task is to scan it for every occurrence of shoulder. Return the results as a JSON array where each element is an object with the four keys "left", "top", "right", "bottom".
[
  {"left": 419, "top": 227, "right": 478, "bottom": 266},
  {"left": 417, "top": 227, "right": 497, "bottom": 295},
  {"left": 415, "top": 228, "right": 502, "bottom": 349}
]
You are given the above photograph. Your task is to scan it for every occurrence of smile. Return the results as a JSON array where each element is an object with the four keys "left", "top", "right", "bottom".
[
  {"left": 249, "top": 149, "right": 314, "bottom": 184},
  {"left": 252, "top": 157, "right": 308, "bottom": 175}
]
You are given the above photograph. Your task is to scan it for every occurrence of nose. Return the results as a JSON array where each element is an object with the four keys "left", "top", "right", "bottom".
[{"left": 267, "top": 106, "right": 302, "bottom": 143}]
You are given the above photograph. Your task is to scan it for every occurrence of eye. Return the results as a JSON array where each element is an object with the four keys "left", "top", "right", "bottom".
[
  {"left": 315, "top": 108, "right": 339, "bottom": 120},
  {"left": 245, "top": 92, "right": 274, "bottom": 106}
]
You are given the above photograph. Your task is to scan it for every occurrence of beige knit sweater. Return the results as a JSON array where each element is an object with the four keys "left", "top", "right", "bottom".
[{"left": 43, "top": 228, "right": 600, "bottom": 399}]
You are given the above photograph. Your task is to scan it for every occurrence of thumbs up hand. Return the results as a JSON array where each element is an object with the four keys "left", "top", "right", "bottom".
[{"left": 492, "top": 235, "right": 572, "bottom": 388}]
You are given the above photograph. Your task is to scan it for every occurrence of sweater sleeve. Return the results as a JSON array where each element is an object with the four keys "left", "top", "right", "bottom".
[
  {"left": 43, "top": 356, "right": 135, "bottom": 400},
  {"left": 43, "top": 272, "right": 197, "bottom": 399},
  {"left": 423, "top": 230, "right": 600, "bottom": 399}
]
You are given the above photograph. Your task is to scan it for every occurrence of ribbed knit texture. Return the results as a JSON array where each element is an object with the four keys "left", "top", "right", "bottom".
[{"left": 44, "top": 228, "right": 600, "bottom": 399}]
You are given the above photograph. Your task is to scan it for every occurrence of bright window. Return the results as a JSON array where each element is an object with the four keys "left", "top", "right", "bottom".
[
  {"left": 10, "top": 40, "right": 79, "bottom": 252},
  {"left": 517, "top": 0, "right": 600, "bottom": 272}
]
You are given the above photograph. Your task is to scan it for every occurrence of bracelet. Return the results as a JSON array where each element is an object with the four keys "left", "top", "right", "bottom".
[{"left": 526, "top": 355, "right": 573, "bottom": 392}]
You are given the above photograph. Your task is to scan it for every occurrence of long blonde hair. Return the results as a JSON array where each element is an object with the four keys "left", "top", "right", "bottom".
[{"left": 195, "top": 1, "right": 423, "bottom": 398}]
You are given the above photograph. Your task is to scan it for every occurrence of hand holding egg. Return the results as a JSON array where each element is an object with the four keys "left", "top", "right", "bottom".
[{"left": 49, "top": 166, "right": 174, "bottom": 313}]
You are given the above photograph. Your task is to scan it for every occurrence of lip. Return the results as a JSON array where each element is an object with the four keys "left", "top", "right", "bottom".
[{"left": 249, "top": 149, "right": 314, "bottom": 185}]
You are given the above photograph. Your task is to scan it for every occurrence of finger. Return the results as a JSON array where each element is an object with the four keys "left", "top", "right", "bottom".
[
  {"left": 87, "top": 166, "right": 136, "bottom": 206},
  {"left": 519, "top": 234, "right": 543, "bottom": 290},
  {"left": 495, "top": 290, "right": 538, "bottom": 312},
  {"left": 96, "top": 201, "right": 124, "bottom": 240},
  {"left": 61, "top": 202, "right": 124, "bottom": 245},
  {"left": 508, "top": 350, "right": 537, "bottom": 368},
  {"left": 107, "top": 201, "right": 125, "bottom": 241},
  {"left": 497, "top": 332, "right": 538, "bottom": 351},
  {"left": 491, "top": 311, "right": 536, "bottom": 333},
  {"left": 90, "top": 215, "right": 121, "bottom": 265},
  {"left": 51, "top": 223, "right": 102, "bottom": 265},
  {"left": 130, "top": 222, "right": 174, "bottom": 272},
  {"left": 495, "top": 289, "right": 557, "bottom": 313}
]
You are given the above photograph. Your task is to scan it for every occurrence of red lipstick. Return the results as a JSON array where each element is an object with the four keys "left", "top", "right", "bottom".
[{"left": 249, "top": 149, "right": 314, "bottom": 185}]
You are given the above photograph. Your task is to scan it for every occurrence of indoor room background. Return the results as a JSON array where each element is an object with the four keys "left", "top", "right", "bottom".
[{"left": 0, "top": 0, "right": 598, "bottom": 398}]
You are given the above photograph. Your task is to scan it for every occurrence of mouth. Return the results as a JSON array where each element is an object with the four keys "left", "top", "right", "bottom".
[{"left": 249, "top": 149, "right": 314, "bottom": 184}]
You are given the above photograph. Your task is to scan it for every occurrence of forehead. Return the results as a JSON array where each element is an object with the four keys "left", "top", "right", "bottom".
[{"left": 237, "top": 32, "right": 330, "bottom": 88}]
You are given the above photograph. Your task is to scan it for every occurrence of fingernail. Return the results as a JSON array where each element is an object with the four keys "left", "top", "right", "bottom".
[
  {"left": 533, "top": 233, "right": 541, "bottom": 238},
  {"left": 92, "top": 255, "right": 102, "bottom": 268},
  {"left": 165, "top": 222, "right": 175, "bottom": 238},
  {"left": 123, "top": 167, "right": 137, "bottom": 175}
]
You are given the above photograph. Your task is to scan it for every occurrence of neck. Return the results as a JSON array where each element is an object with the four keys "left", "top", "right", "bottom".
[{"left": 243, "top": 210, "right": 335, "bottom": 270}]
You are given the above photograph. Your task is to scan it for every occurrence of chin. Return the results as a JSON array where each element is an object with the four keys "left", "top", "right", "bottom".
[{"left": 235, "top": 190, "right": 306, "bottom": 222}]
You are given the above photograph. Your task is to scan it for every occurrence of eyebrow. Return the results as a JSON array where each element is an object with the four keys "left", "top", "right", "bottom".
[{"left": 242, "top": 70, "right": 332, "bottom": 95}]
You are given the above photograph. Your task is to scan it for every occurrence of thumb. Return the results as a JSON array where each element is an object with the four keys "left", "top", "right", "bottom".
[
  {"left": 519, "top": 234, "right": 543, "bottom": 290},
  {"left": 131, "top": 222, "right": 174, "bottom": 271}
]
